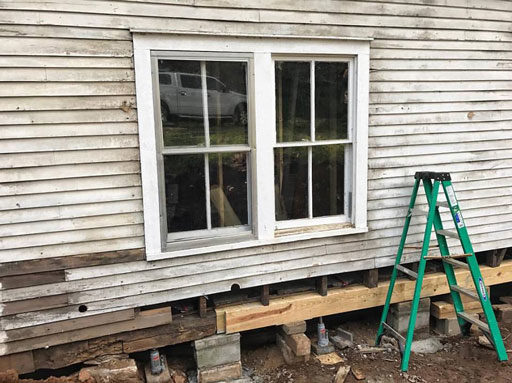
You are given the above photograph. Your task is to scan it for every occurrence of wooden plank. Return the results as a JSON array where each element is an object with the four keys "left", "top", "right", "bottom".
[
  {"left": 0, "top": 95, "right": 136, "bottom": 112},
  {"left": 486, "top": 248, "right": 508, "bottom": 267},
  {"left": 0, "top": 351, "right": 34, "bottom": 375},
  {"left": 218, "top": 260, "right": 512, "bottom": 333},
  {"left": 363, "top": 269, "right": 379, "bottom": 288},
  {"left": 122, "top": 312, "right": 216, "bottom": 353},
  {"left": 0, "top": 122, "right": 138, "bottom": 139},
  {"left": 2, "top": 308, "right": 135, "bottom": 342},
  {"left": 0, "top": 307, "right": 172, "bottom": 356},
  {"left": 0, "top": 56, "right": 133, "bottom": 68},
  {"left": 0, "top": 270, "right": 65, "bottom": 289},
  {"left": 0, "top": 82, "right": 135, "bottom": 97},
  {"left": 431, "top": 300, "right": 483, "bottom": 319},
  {"left": 1, "top": 294, "right": 68, "bottom": 317},
  {"left": 261, "top": 285, "right": 270, "bottom": 306},
  {"left": 199, "top": 296, "right": 207, "bottom": 318},
  {"left": 0, "top": 25, "right": 132, "bottom": 40},
  {"left": 0, "top": 248, "right": 144, "bottom": 277},
  {"left": 316, "top": 276, "right": 328, "bottom": 296}
]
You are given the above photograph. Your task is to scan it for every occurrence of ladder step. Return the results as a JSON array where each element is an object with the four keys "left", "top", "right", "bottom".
[
  {"left": 436, "top": 201, "right": 449, "bottom": 208},
  {"left": 450, "top": 285, "right": 479, "bottom": 301},
  {"left": 404, "top": 244, "right": 439, "bottom": 249},
  {"left": 442, "top": 257, "right": 469, "bottom": 269},
  {"left": 437, "top": 229, "right": 459, "bottom": 238},
  {"left": 424, "top": 253, "right": 472, "bottom": 260},
  {"left": 396, "top": 264, "right": 418, "bottom": 279},
  {"left": 457, "top": 311, "right": 490, "bottom": 334},
  {"left": 382, "top": 322, "right": 405, "bottom": 344}
]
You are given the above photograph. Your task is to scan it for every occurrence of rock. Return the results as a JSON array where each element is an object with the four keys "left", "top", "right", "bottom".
[
  {"left": 0, "top": 369, "right": 18, "bottom": 383},
  {"left": 351, "top": 368, "right": 365, "bottom": 380},
  {"left": 330, "top": 335, "right": 353, "bottom": 350},
  {"left": 170, "top": 368, "right": 187, "bottom": 383},
  {"left": 478, "top": 335, "right": 494, "bottom": 350},
  {"left": 334, "top": 365, "right": 350, "bottom": 383},
  {"left": 410, "top": 338, "right": 443, "bottom": 354},
  {"left": 78, "top": 369, "right": 94, "bottom": 382},
  {"left": 197, "top": 362, "right": 242, "bottom": 383},
  {"left": 80, "top": 358, "right": 142, "bottom": 383}
]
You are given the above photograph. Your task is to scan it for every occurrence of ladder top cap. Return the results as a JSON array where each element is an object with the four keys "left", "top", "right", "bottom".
[{"left": 414, "top": 171, "right": 451, "bottom": 181}]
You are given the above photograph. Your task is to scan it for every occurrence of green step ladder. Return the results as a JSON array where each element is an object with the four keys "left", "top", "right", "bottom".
[{"left": 375, "top": 171, "right": 508, "bottom": 371}]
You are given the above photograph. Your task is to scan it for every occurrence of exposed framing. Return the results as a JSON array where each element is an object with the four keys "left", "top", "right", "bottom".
[{"left": 133, "top": 33, "right": 370, "bottom": 261}]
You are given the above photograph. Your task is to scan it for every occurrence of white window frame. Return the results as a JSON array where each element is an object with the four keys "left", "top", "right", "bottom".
[{"left": 133, "top": 32, "right": 370, "bottom": 261}]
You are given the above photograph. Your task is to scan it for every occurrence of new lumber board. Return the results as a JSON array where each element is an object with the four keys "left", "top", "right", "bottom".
[
  {"left": 431, "top": 300, "right": 482, "bottom": 319},
  {"left": 217, "top": 260, "right": 512, "bottom": 334}
]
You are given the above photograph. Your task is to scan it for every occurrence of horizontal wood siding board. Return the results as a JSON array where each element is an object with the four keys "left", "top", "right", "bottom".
[
  {"left": 1, "top": 295, "right": 69, "bottom": 317},
  {"left": 0, "top": 82, "right": 135, "bottom": 97},
  {"left": 0, "top": 24, "right": 132, "bottom": 40},
  {"left": 0, "top": 248, "right": 145, "bottom": 277},
  {"left": 0, "top": 270, "right": 65, "bottom": 290}
]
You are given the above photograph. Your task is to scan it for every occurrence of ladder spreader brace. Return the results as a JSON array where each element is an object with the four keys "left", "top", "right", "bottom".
[{"left": 375, "top": 171, "right": 508, "bottom": 371}]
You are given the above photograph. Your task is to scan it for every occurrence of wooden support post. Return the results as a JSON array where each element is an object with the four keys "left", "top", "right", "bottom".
[
  {"left": 261, "top": 285, "right": 270, "bottom": 306},
  {"left": 199, "top": 296, "right": 207, "bottom": 318},
  {"left": 486, "top": 249, "right": 507, "bottom": 268},
  {"left": 316, "top": 276, "right": 328, "bottom": 296},
  {"left": 363, "top": 269, "right": 379, "bottom": 288}
]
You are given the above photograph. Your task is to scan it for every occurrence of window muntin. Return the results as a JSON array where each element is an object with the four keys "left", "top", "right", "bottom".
[
  {"left": 155, "top": 57, "right": 251, "bottom": 242},
  {"left": 274, "top": 59, "right": 351, "bottom": 226}
]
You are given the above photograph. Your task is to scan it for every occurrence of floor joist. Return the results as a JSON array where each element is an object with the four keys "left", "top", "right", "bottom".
[{"left": 216, "top": 260, "right": 512, "bottom": 334}]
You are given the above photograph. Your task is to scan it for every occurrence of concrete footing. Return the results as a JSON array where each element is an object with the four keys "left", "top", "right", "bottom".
[
  {"left": 387, "top": 298, "right": 431, "bottom": 333},
  {"left": 194, "top": 333, "right": 243, "bottom": 383}
]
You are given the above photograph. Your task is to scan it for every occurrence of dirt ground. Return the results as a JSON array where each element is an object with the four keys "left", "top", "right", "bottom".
[{"left": 242, "top": 311, "right": 512, "bottom": 383}]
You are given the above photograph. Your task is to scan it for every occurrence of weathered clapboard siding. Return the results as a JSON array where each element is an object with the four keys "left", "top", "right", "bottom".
[{"left": 1, "top": 0, "right": 512, "bottom": 357}]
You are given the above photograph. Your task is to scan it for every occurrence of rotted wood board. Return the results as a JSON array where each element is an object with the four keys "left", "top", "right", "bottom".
[{"left": 217, "top": 260, "right": 512, "bottom": 334}]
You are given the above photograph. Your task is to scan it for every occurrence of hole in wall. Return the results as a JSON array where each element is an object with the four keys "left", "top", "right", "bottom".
[
  {"left": 231, "top": 283, "right": 241, "bottom": 292},
  {"left": 78, "top": 305, "right": 88, "bottom": 313}
]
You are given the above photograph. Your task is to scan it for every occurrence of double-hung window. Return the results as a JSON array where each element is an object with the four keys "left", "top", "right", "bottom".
[{"left": 134, "top": 33, "right": 369, "bottom": 260}]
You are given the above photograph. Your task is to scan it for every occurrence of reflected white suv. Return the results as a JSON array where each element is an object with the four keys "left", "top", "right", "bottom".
[{"left": 159, "top": 72, "right": 247, "bottom": 125}]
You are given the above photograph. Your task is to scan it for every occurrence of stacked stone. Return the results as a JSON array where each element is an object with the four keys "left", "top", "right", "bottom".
[
  {"left": 276, "top": 321, "right": 311, "bottom": 364},
  {"left": 194, "top": 333, "right": 250, "bottom": 383}
]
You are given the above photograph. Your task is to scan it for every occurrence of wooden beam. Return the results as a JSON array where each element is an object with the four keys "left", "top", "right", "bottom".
[
  {"left": 0, "top": 351, "right": 34, "bottom": 375},
  {"left": 217, "top": 260, "right": 512, "bottom": 334},
  {"left": 363, "top": 269, "right": 378, "bottom": 288},
  {"left": 261, "top": 285, "right": 270, "bottom": 306},
  {"left": 486, "top": 248, "right": 507, "bottom": 268},
  {"left": 316, "top": 276, "right": 328, "bottom": 296},
  {"left": 199, "top": 296, "right": 207, "bottom": 318},
  {"left": 431, "top": 300, "right": 482, "bottom": 319}
]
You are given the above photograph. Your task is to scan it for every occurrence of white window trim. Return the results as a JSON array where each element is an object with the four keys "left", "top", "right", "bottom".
[{"left": 133, "top": 32, "right": 370, "bottom": 261}]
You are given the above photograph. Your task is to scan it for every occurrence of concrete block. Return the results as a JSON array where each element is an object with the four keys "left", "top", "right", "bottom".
[
  {"left": 197, "top": 361, "right": 242, "bottom": 383},
  {"left": 276, "top": 334, "right": 310, "bottom": 365},
  {"left": 311, "top": 342, "right": 335, "bottom": 355},
  {"left": 335, "top": 328, "right": 354, "bottom": 343},
  {"left": 194, "top": 334, "right": 241, "bottom": 369},
  {"left": 388, "top": 310, "right": 430, "bottom": 333},
  {"left": 278, "top": 332, "right": 311, "bottom": 356},
  {"left": 494, "top": 304, "right": 512, "bottom": 322},
  {"left": 390, "top": 298, "right": 430, "bottom": 315},
  {"left": 432, "top": 316, "right": 460, "bottom": 336},
  {"left": 281, "top": 321, "right": 307, "bottom": 335}
]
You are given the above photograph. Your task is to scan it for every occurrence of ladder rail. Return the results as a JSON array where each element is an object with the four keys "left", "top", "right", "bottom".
[{"left": 375, "top": 178, "right": 421, "bottom": 346}]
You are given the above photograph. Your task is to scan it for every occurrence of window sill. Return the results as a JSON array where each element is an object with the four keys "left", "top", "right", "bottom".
[{"left": 146, "top": 225, "right": 368, "bottom": 261}]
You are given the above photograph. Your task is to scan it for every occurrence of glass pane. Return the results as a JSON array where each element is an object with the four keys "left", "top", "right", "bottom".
[
  {"left": 158, "top": 60, "right": 205, "bottom": 147},
  {"left": 275, "top": 61, "right": 311, "bottom": 142},
  {"left": 209, "top": 153, "right": 248, "bottom": 228},
  {"left": 275, "top": 147, "right": 308, "bottom": 220},
  {"left": 312, "top": 145, "right": 344, "bottom": 217},
  {"left": 164, "top": 154, "right": 206, "bottom": 232},
  {"left": 206, "top": 62, "right": 248, "bottom": 145},
  {"left": 315, "top": 62, "right": 349, "bottom": 140}
]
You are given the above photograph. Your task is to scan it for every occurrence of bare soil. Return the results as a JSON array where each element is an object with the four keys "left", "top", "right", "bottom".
[{"left": 243, "top": 316, "right": 512, "bottom": 383}]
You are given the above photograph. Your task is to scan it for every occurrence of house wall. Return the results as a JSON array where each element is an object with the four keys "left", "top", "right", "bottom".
[{"left": 1, "top": 0, "right": 512, "bottom": 354}]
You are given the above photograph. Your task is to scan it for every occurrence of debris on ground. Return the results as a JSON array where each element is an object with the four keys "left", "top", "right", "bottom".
[
  {"left": 478, "top": 335, "right": 494, "bottom": 350},
  {"left": 351, "top": 367, "right": 365, "bottom": 380},
  {"left": 314, "top": 352, "right": 344, "bottom": 365},
  {"left": 410, "top": 338, "right": 444, "bottom": 354},
  {"left": 333, "top": 365, "right": 350, "bottom": 383}
]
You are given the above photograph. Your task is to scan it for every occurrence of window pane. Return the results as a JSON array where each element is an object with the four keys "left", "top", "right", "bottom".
[
  {"left": 275, "top": 61, "right": 311, "bottom": 143},
  {"left": 206, "top": 61, "right": 248, "bottom": 145},
  {"left": 164, "top": 154, "right": 206, "bottom": 232},
  {"left": 312, "top": 145, "right": 344, "bottom": 217},
  {"left": 158, "top": 60, "right": 205, "bottom": 147},
  {"left": 209, "top": 153, "right": 248, "bottom": 228},
  {"left": 275, "top": 147, "right": 308, "bottom": 220},
  {"left": 315, "top": 62, "right": 349, "bottom": 140}
]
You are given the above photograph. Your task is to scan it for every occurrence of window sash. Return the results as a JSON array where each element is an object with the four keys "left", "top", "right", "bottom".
[
  {"left": 152, "top": 54, "right": 253, "bottom": 240},
  {"left": 273, "top": 58, "right": 353, "bottom": 227}
]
